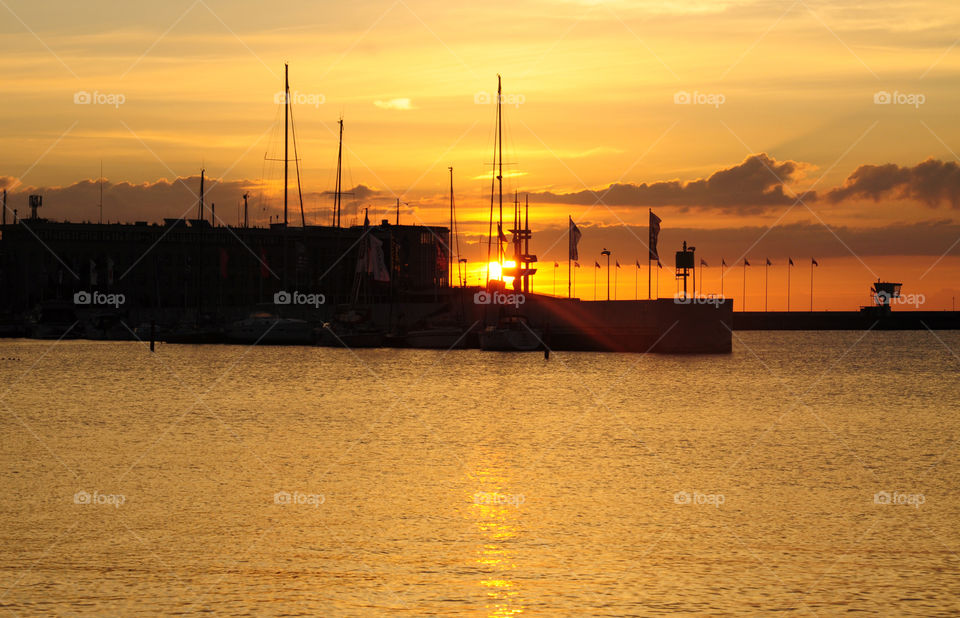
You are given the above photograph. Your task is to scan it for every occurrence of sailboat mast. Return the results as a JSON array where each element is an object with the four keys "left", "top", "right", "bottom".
[
  {"left": 99, "top": 160, "right": 103, "bottom": 224},
  {"left": 524, "top": 194, "right": 529, "bottom": 293},
  {"left": 449, "top": 166, "right": 454, "bottom": 288},
  {"left": 283, "top": 63, "right": 289, "bottom": 226},
  {"left": 334, "top": 117, "right": 343, "bottom": 228},
  {"left": 497, "top": 75, "right": 503, "bottom": 264},
  {"left": 199, "top": 168, "right": 204, "bottom": 220}
]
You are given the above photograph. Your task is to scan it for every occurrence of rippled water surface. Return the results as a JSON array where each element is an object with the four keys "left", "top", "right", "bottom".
[{"left": 1, "top": 331, "right": 959, "bottom": 615}]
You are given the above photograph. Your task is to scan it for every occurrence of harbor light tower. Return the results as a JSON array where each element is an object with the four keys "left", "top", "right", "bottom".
[{"left": 871, "top": 280, "right": 902, "bottom": 313}]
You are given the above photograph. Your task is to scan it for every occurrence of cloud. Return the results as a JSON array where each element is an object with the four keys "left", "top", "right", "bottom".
[
  {"left": 2, "top": 175, "right": 262, "bottom": 224},
  {"left": 529, "top": 153, "right": 815, "bottom": 213},
  {"left": 825, "top": 158, "right": 960, "bottom": 208},
  {"left": 373, "top": 98, "right": 414, "bottom": 110}
]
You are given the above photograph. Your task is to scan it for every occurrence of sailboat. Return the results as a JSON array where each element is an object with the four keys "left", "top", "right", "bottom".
[{"left": 477, "top": 76, "right": 542, "bottom": 352}]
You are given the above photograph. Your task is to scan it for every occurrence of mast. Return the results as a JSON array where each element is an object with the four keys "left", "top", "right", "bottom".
[
  {"left": 283, "top": 63, "right": 289, "bottom": 227},
  {"left": 524, "top": 194, "right": 530, "bottom": 293},
  {"left": 449, "top": 167, "right": 454, "bottom": 288},
  {"left": 2, "top": 189, "right": 5, "bottom": 225},
  {"left": 334, "top": 117, "right": 343, "bottom": 227},
  {"left": 497, "top": 75, "right": 503, "bottom": 264},
  {"left": 99, "top": 160, "right": 103, "bottom": 224},
  {"left": 198, "top": 168, "right": 205, "bottom": 220},
  {"left": 243, "top": 193, "right": 249, "bottom": 227}
]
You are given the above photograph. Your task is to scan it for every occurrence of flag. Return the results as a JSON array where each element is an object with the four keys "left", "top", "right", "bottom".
[
  {"left": 635, "top": 260, "right": 641, "bottom": 268},
  {"left": 721, "top": 258, "right": 727, "bottom": 267},
  {"left": 744, "top": 259, "right": 751, "bottom": 267},
  {"left": 789, "top": 258, "right": 795, "bottom": 266},
  {"left": 766, "top": 258, "right": 772, "bottom": 266},
  {"left": 89, "top": 259, "right": 97, "bottom": 286},
  {"left": 648, "top": 210, "right": 662, "bottom": 260},
  {"left": 219, "top": 248, "right": 229, "bottom": 279},
  {"left": 812, "top": 258, "right": 819, "bottom": 267},
  {"left": 616, "top": 260, "right": 621, "bottom": 268},
  {"left": 568, "top": 217, "right": 582, "bottom": 260},
  {"left": 657, "top": 260, "right": 662, "bottom": 269},
  {"left": 554, "top": 261, "right": 559, "bottom": 268},
  {"left": 574, "top": 262, "right": 580, "bottom": 268},
  {"left": 594, "top": 261, "right": 600, "bottom": 268},
  {"left": 357, "top": 233, "right": 390, "bottom": 282},
  {"left": 700, "top": 258, "right": 708, "bottom": 267}
]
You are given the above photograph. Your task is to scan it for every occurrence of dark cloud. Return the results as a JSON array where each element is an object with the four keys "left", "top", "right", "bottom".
[
  {"left": 825, "top": 158, "right": 960, "bottom": 208},
  {"left": 529, "top": 154, "right": 815, "bottom": 213},
  {"left": 2, "top": 175, "right": 261, "bottom": 223}
]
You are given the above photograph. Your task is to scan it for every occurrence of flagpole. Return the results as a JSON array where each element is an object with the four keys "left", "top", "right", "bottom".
[
  {"left": 743, "top": 260, "right": 747, "bottom": 312},
  {"left": 810, "top": 259, "right": 814, "bottom": 311},
  {"left": 721, "top": 260, "right": 725, "bottom": 298},
  {"left": 765, "top": 260, "right": 769, "bottom": 312},
  {"left": 635, "top": 262, "right": 638, "bottom": 300},
  {"left": 787, "top": 260, "right": 792, "bottom": 311}
]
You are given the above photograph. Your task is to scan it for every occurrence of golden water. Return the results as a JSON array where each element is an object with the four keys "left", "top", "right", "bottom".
[{"left": 0, "top": 332, "right": 958, "bottom": 615}]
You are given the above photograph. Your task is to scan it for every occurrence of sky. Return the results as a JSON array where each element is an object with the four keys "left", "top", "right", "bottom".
[{"left": 1, "top": 0, "right": 960, "bottom": 309}]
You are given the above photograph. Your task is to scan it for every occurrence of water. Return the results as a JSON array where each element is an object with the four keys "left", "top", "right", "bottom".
[{"left": 0, "top": 332, "right": 958, "bottom": 615}]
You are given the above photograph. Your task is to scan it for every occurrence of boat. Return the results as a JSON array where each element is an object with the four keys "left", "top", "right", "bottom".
[
  {"left": 479, "top": 315, "right": 542, "bottom": 351},
  {"left": 225, "top": 312, "right": 314, "bottom": 345}
]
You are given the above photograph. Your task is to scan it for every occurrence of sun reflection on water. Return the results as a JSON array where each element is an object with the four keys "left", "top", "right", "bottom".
[{"left": 469, "top": 463, "right": 525, "bottom": 617}]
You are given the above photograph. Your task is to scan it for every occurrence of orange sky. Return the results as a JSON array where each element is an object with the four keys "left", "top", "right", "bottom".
[{"left": 2, "top": 0, "right": 959, "bottom": 309}]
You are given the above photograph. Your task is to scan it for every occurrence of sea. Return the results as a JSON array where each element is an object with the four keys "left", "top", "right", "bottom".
[{"left": 0, "top": 331, "right": 958, "bottom": 615}]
